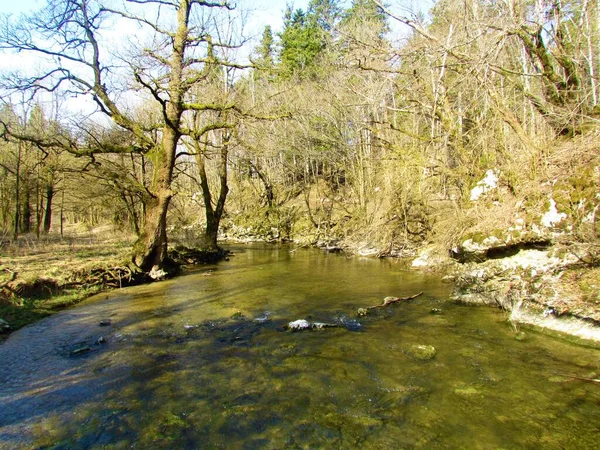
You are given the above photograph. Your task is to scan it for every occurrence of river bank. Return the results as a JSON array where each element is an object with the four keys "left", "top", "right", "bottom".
[
  {"left": 0, "top": 227, "right": 225, "bottom": 341},
  {"left": 0, "top": 229, "right": 137, "bottom": 341},
  {"left": 2, "top": 222, "right": 599, "bottom": 345}
]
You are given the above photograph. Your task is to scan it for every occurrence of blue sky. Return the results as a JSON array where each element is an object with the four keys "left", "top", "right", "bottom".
[
  {"left": 1, "top": 1, "right": 434, "bottom": 35},
  {"left": 1, "top": 0, "right": 308, "bottom": 31}
]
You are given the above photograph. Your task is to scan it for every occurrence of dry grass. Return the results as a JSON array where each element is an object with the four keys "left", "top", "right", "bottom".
[
  {"left": 0, "top": 225, "right": 136, "bottom": 340},
  {"left": 1, "top": 224, "right": 135, "bottom": 285}
]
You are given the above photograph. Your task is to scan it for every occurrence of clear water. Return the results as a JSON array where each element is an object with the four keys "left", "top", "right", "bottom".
[{"left": 0, "top": 244, "right": 599, "bottom": 449}]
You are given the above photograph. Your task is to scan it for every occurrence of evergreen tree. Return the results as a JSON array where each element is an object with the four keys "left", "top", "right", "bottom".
[
  {"left": 278, "top": 1, "right": 340, "bottom": 80},
  {"left": 254, "top": 25, "right": 275, "bottom": 81},
  {"left": 257, "top": 25, "right": 275, "bottom": 67},
  {"left": 307, "top": 0, "right": 341, "bottom": 32}
]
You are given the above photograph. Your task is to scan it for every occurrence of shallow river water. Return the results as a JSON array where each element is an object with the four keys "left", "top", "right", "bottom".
[{"left": 1, "top": 244, "right": 599, "bottom": 449}]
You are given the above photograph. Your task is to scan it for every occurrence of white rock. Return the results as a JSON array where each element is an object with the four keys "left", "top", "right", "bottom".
[
  {"left": 482, "top": 236, "right": 502, "bottom": 247},
  {"left": 498, "top": 249, "right": 561, "bottom": 271},
  {"left": 358, "top": 247, "right": 379, "bottom": 257},
  {"left": 149, "top": 265, "right": 168, "bottom": 280},
  {"left": 412, "top": 247, "right": 432, "bottom": 267},
  {"left": 412, "top": 255, "right": 429, "bottom": 267},
  {"left": 541, "top": 198, "right": 567, "bottom": 228},
  {"left": 470, "top": 169, "right": 499, "bottom": 201},
  {"left": 460, "top": 239, "right": 487, "bottom": 253},
  {"left": 287, "top": 319, "right": 311, "bottom": 330}
]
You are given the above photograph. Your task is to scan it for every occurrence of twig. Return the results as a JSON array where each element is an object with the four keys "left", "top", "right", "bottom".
[
  {"left": 366, "top": 292, "right": 423, "bottom": 310},
  {"left": 559, "top": 374, "right": 600, "bottom": 386}
]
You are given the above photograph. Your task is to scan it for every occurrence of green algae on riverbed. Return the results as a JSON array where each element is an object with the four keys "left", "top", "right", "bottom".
[{"left": 1, "top": 245, "right": 599, "bottom": 449}]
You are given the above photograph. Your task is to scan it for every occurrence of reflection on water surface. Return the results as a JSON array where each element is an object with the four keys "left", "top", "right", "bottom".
[{"left": 0, "top": 244, "right": 599, "bottom": 449}]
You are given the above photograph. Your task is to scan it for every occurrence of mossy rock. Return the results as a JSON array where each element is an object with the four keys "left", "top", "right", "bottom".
[
  {"left": 408, "top": 344, "right": 436, "bottom": 361},
  {"left": 454, "top": 386, "right": 481, "bottom": 397}
]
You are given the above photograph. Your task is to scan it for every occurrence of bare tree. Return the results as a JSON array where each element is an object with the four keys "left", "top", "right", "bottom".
[{"left": 0, "top": 0, "right": 243, "bottom": 273}]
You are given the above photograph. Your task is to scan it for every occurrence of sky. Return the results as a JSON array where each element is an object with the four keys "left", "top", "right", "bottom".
[
  {"left": 1, "top": 1, "right": 433, "bottom": 35},
  {"left": 0, "top": 0, "right": 308, "bottom": 32},
  {"left": 0, "top": 0, "right": 432, "bottom": 116}
]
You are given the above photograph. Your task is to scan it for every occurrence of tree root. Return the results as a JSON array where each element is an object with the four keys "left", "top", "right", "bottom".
[{"left": 62, "top": 264, "right": 144, "bottom": 291}]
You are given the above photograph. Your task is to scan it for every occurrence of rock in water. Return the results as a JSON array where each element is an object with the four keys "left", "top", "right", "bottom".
[
  {"left": 287, "top": 319, "right": 311, "bottom": 331},
  {"left": 70, "top": 346, "right": 91, "bottom": 356},
  {"left": 286, "top": 319, "right": 340, "bottom": 331},
  {"left": 408, "top": 344, "right": 436, "bottom": 360},
  {"left": 149, "top": 265, "right": 167, "bottom": 280}
]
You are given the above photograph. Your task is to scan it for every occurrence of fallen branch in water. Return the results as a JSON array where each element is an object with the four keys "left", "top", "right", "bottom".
[
  {"left": 366, "top": 292, "right": 423, "bottom": 310},
  {"left": 560, "top": 374, "right": 600, "bottom": 386}
]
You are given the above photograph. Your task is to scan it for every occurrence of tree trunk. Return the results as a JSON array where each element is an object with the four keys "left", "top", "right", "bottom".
[
  {"left": 13, "top": 141, "right": 22, "bottom": 241},
  {"left": 201, "top": 207, "right": 220, "bottom": 252},
  {"left": 132, "top": 126, "right": 178, "bottom": 272},
  {"left": 60, "top": 186, "right": 64, "bottom": 237},
  {"left": 132, "top": 191, "right": 172, "bottom": 272},
  {"left": 20, "top": 184, "right": 31, "bottom": 233},
  {"left": 131, "top": 1, "right": 189, "bottom": 274},
  {"left": 43, "top": 184, "right": 53, "bottom": 233},
  {"left": 194, "top": 131, "right": 230, "bottom": 253}
]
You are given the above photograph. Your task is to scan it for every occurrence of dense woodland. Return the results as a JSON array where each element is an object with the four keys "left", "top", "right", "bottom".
[{"left": 1, "top": 0, "right": 599, "bottom": 272}]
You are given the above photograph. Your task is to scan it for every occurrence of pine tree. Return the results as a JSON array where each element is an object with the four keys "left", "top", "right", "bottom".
[{"left": 278, "top": 1, "right": 340, "bottom": 80}]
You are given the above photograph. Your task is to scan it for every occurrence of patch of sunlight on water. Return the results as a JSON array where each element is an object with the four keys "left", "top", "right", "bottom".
[{"left": 1, "top": 244, "right": 599, "bottom": 449}]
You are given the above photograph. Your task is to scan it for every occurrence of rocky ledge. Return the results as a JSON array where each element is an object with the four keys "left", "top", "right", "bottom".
[
  {"left": 414, "top": 168, "right": 600, "bottom": 343},
  {"left": 449, "top": 239, "right": 600, "bottom": 340}
]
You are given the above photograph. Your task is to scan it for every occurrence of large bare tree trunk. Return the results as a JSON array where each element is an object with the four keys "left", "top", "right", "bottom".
[
  {"left": 131, "top": 2, "right": 189, "bottom": 273},
  {"left": 132, "top": 127, "right": 179, "bottom": 272},
  {"left": 133, "top": 192, "right": 171, "bottom": 272}
]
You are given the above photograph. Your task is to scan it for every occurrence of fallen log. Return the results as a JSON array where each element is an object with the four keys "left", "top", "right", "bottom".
[{"left": 366, "top": 292, "right": 423, "bottom": 310}]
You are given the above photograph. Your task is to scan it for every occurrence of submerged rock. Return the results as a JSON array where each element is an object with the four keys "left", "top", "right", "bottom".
[
  {"left": 408, "top": 344, "right": 436, "bottom": 361},
  {"left": 356, "top": 308, "right": 368, "bottom": 317},
  {"left": 286, "top": 319, "right": 340, "bottom": 331},
  {"left": 230, "top": 311, "right": 246, "bottom": 320},
  {"left": 454, "top": 386, "right": 481, "bottom": 397},
  {"left": 69, "top": 346, "right": 91, "bottom": 356}
]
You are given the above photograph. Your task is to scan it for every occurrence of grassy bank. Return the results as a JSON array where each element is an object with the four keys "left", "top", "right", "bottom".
[{"left": 0, "top": 226, "right": 135, "bottom": 342}]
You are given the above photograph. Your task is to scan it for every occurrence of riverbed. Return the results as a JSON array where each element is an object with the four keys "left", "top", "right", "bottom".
[{"left": 1, "top": 244, "right": 599, "bottom": 448}]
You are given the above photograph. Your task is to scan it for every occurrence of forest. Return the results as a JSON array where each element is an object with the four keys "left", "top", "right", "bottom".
[{"left": 1, "top": 0, "right": 599, "bottom": 327}]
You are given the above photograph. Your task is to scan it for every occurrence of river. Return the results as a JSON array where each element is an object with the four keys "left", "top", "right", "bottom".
[{"left": 1, "top": 244, "right": 599, "bottom": 448}]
